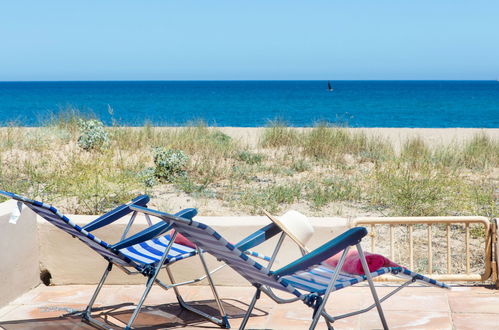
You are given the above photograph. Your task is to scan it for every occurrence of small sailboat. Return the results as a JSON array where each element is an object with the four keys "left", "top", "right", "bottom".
[{"left": 327, "top": 80, "right": 334, "bottom": 92}]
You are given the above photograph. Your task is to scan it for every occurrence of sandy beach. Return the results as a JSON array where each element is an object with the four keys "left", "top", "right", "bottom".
[{"left": 216, "top": 127, "right": 499, "bottom": 151}]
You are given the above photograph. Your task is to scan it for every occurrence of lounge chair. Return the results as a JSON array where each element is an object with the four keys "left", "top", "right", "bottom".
[
  {"left": 130, "top": 205, "right": 451, "bottom": 330},
  {"left": 0, "top": 190, "right": 230, "bottom": 329}
]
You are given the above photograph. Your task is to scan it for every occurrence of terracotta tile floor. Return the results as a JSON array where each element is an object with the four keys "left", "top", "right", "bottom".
[{"left": 0, "top": 284, "right": 498, "bottom": 329}]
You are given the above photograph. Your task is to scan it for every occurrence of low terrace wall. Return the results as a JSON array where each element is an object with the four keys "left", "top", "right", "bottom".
[{"left": 0, "top": 200, "right": 40, "bottom": 307}]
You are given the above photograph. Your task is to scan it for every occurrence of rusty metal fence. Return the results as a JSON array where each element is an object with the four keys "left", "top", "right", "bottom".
[{"left": 349, "top": 216, "right": 497, "bottom": 285}]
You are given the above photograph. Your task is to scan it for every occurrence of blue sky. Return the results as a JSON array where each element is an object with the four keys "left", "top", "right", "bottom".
[{"left": 1, "top": 1, "right": 498, "bottom": 80}]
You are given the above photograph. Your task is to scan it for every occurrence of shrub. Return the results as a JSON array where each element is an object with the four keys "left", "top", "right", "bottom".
[
  {"left": 238, "top": 150, "right": 264, "bottom": 165},
  {"left": 400, "top": 137, "right": 431, "bottom": 162},
  {"left": 77, "top": 119, "right": 110, "bottom": 151},
  {"left": 291, "top": 159, "right": 311, "bottom": 172},
  {"left": 169, "top": 124, "right": 237, "bottom": 159},
  {"left": 461, "top": 133, "right": 499, "bottom": 169},
  {"left": 370, "top": 162, "right": 462, "bottom": 216},
  {"left": 301, "top": 124, "right": 394, "bottom": 162},
  {"left": 174, "top": 175, "right": 211, "bottom": 195},
  {"left": 153, "top": 148, "right": 189, "bottom": 182},
  {"left": 260, "top": 120, "right": 300, "bottom": 148},
  {"left": 240, "top": 183, "right": 302, "bottom": 213},
  {"left": 307, "top": 176, "right": 361, "bottom": 209},
  {"left": 301, "top": 124, "right": 354, "bottom": 160},
  {"left": 139, "top": 167, "right": 158, "bottom": 187},
  {"left": 210, "top": 130, "right": 232, "bottom": 144}
]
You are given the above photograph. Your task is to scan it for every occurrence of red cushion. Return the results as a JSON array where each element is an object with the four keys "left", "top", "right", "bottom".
[{"left": 170, "top": 230, "right": 196, "bottom": 249}]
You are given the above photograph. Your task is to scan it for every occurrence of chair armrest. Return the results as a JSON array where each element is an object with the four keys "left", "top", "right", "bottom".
[
  {"left": 235, "top": 223, "right": 282, "bottom": 252},
  {"left": 243, "top": 250, "right": 272, "bottom": 262},
  {"left": 110, "top": 208, "right": 197, "bottom": 250},
  {"left": 82, "top": 195, "right": 150, "bottom": 232},
  {"left": 273, "top": 227, "right": 368, "bottom": 277}
]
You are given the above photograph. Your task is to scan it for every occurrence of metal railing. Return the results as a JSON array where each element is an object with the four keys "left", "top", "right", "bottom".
[{"left": 350, "top": 216, "right": 497, "bottom": 282}]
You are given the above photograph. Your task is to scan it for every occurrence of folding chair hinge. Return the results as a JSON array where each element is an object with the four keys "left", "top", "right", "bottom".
[
  {"left": 107, "top": 262, "right": 113, "bottom": 272},
  {"left": 304, "top": 293, "right": 323, "bottom": 318},
  {"left": 142, "top": 265, "right": 155, "bottom": 277},
  {"left": 411, "top": 274, "right": 422, "bottom": 283},
  {"left": 253, "top": 284, "right": 262, "bottom": 299}
]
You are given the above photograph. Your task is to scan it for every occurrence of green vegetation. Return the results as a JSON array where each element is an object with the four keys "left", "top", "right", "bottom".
[
  {"left": 259, "top": 120, "right": 299, "bottom": 148},
  {"left": 152, "top": 148, "right": 188, "bottom": 182},
  {"left": 0, "top": 112, "right": 497, "bottom": 217},
  {"left": 240, "top": 183, "right": 303, "bottom": 213},
  {"left": 77, "top": 119, "right": 110, "bottom": 151},
  {"left": 237, "top": 150, "right": 264, "bottom": 165},
  {"left": 308, "top": 176, "right": 362, "bottom": 209}
]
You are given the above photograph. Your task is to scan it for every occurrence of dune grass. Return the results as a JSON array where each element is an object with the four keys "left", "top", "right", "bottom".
[
  {"left": 0, "top": 113, "right": 497, "bottom": 218},
  {"left": 259, "top": 120, "right": 300, "bottom": 148}
]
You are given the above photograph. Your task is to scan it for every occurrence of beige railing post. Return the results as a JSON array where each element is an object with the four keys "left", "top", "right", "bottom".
[
  {"left": 446, "top": 224, "right": 451, "bottom": 274},
  {"left": 492, "top": 219, "right": 498, "bottom": 288},
  {"left": 409, "top": 225, "right": 414, "bottom": 269}
]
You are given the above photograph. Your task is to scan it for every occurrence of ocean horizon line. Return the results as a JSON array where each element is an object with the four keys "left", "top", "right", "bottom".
[{"left": 1, "top": 79, "right": 498, "bottom": 83}]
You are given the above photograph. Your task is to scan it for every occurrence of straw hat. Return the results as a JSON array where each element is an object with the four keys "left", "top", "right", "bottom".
[{"left": 263, "top": 209, "right": 314, "bottom": 251}]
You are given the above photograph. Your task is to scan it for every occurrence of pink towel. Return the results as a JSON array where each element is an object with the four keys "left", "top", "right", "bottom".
[{"left": 322, "top": 250, "right": 400, "bottom": 275}]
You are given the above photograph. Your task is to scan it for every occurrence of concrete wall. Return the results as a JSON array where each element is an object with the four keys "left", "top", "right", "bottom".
[
  {"left": 37, "top": 213, "right": 349, "bottom": 286},
  {"left": 0, "top": 200, "right": 40, "bottom": 308}
]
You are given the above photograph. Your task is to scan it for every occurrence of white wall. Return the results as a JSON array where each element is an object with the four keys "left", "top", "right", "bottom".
[{"left": 0, "top": 200, "right": 40, "bottom": 307}]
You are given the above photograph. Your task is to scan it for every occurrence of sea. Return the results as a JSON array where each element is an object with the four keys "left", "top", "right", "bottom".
[{"left": 0, "top": 80, "right": 497, "bottom": 127}]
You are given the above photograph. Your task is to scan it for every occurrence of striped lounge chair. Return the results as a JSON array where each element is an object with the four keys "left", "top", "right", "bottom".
[
  {"left": 130, "top": 205, "right": 451, "bottom": 330},
  {"left": 0, "top": 190, "right": 230, "bottom": 329}
]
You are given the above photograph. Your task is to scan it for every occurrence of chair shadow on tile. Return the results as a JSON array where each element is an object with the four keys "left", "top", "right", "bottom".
[{"left": 0, "top": 299, "right": 267, "bottom": 329}]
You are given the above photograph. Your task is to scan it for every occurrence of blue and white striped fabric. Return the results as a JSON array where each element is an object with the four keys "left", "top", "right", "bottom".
[
  {"left": 243, "top": 250, "right": 271, "bottom": 262},
  {"left": 281, "top": 265, "right": 450, "bottom": 294},
  {"left": 26, "top": 202, "right": 199, "bottom": 269},
  {"left": 24, "top": 202, "right": 139, "bottom": 269},
  {"left": 165, "top": 215, "right": 450, "bottom": 302},
  {"left": 397, "top": 268, "right": 450, "bottom": 289},
  {"left": 281, "top": 265, "right": 392, "bottom": 294},
  {"left": 168, "top": 219, "right": 304, "bottom": 298},
  {"left": 119, "top": 234, "right": 197, "bottom": 265},
  {"left": 1, "top": 191, "right": 200, "bottom": 273}
]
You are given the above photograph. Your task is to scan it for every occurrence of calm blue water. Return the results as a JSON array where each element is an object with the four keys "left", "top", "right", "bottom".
[{"left": 0, "top": 81, "right": 497, "bottom": 127}]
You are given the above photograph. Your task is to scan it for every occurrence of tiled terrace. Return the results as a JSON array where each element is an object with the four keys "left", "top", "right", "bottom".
[{"left": 1, "top": 283, "right": 498, "bottom": 329}]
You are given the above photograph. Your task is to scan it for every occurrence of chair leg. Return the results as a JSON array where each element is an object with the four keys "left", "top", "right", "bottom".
[
  {"left": 81, "top": 262, "right": 113, "bottom": 328},
  {"left": 239, "top": 288, "right": 260, "bottom": 330},
  {"left": 356, "top": 244, "right": 388, "bottom": 330},
  {"left": 124, "top": 274, "right": 156, "bottom": 329},
  {"left": 309, "top": 246, "right": 350, "bottom": 330},
  {"left": 325, "top": 318, "right": 335, "bottom": 330},
  {"left": 163, "top": 263, "right": 230, "bottom": 328},
  {"left": 197, "top": 248, "right": 230, "bottom": 328}
]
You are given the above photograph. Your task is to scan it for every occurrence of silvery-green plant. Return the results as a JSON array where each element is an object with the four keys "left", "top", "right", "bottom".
[
  {"left": 139, "top": 167, "right": 158, "bottom": 187},
  {"left": 153, "top": 147, "right": 189, "bottom": 182},
  {"left": 77, "top": 119, "right": 110, "bottom": 151}
]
